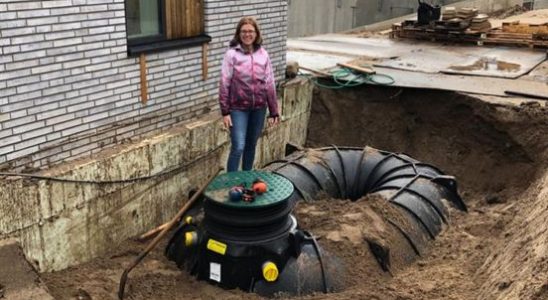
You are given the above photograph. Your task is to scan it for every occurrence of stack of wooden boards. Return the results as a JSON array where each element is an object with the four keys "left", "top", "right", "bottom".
[
  {"left": 469, "top": 14, "right": 491, "bottom": 32},
  {"left": 391, "top": 11, "right": 548, "bottom": 49}
]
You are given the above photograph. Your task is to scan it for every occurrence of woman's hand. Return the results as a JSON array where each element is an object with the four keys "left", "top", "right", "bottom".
[
  {"left": 267, "top": 116, "right": 280, "bottom": 127},
  {"left": 223, "top": 115, "right": 233, "bottom": 129}
]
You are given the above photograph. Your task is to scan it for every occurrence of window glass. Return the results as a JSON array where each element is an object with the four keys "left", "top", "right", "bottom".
[
  {"left": 124, "top": 0, "right": 209, "bottom": 55},
  {"left": 126, "top": 0, "right": 161, "bottom": 39}
]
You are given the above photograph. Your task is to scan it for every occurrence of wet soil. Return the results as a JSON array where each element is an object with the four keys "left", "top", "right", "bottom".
[
  {"left": 0, "top": 240, "right": 53, "bottom": 300},
  {"left": 42, "top": 85, "right": 548, "bottom": 300},
  {"left": 449, "top": 58, "right": 521, "bottom": 73}
]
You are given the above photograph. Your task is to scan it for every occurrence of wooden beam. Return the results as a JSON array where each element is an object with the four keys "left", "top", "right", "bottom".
[
  {"left": 184, "top": 0, "right": 191, "bottom": 37},
  {"left": 165, "top": 0, "right": 172, "bottom": 39},
  {"left": 139, "top": 53, "right": 148, "bottom": 104},
  {"left": 505, "top": 90, "right": 548, "bottom": 100},
  {"left": 337, "top": 62, "right": 376, "bottom": 75},
  {"left": 299, "top": 65, "right": 332, "bottom": 78},
  {"left": 202, "top": 43, "right": 208, "bottom": 80},
  {"left": 196, "top": 0, "right": 204, "bottom": 34},
  {"left": 165, "top": 0, "right": 205, "bottom": 39}
]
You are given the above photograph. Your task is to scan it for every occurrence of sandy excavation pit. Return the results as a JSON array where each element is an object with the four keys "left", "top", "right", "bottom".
[{"left": 41, "top": 85, "right": 548, "bottom": 300}]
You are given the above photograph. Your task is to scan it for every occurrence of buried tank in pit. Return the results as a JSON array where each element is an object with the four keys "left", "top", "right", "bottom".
[{"left": 166, "top": 145, "right": 467, "bottom": 297}]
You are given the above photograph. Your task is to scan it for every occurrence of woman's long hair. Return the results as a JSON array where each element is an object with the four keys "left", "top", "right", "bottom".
[{"left": 229, "top": 16, "right": 263, "bottom": 50}]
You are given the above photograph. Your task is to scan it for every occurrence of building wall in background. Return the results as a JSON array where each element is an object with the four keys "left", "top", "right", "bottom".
[
  {"left": 288, "top": 0, "right": 531, "bottom": 37},
  {"left": 533, "top": 0, "right": 548, "bottom": 9},
  {"left": 354, "top": 0, "right": 463, "bottom": 27},
  {"left": 287, "top": 0, "right": 357, "bottom": 37},
  {"left": 523, "top": 0, "right": 548, "bottom": 9},
  {"left": 0, "top": 0, "right": 287, "bottom": 171},
  {"left": 288, "top": 0, "right": 463, "bottom": 37}
]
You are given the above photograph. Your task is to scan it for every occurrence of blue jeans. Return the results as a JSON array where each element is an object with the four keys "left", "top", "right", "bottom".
[{"left": 227, "top": 108, "right": 266, "bottom": 172}]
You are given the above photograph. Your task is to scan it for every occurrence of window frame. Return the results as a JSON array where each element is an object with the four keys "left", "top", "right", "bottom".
[
  {"left": 126, "top": 0, "right": 165, "bottom": 47},
  {"left": 124, "top": 0, "right": 211, "bottom": 57}
]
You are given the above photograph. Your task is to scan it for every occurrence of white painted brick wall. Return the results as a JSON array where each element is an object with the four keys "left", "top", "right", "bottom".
[{"left": 0, "top": 0, "right": 288, "bottom": 170}]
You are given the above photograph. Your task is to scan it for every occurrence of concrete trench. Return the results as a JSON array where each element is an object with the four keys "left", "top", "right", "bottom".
[{"left": 1, "top": 79, "right": 547, "bottom": 299}]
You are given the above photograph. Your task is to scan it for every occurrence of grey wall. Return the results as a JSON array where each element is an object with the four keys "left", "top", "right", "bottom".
[
  {"left": 533, "top": 0, "right": 548, "bottom": 8},
  {"left": 0, "top": 0, "right": 288, "bottom": 171},
  {"left": 441, "top": 0, "right": 524, "bottom": 11},
  {"left": 354, "top": 0, "right": 464, "bottom": 27},
  {"left": 287, "top": 0, "right": 357, "bottom": 37},
  {"left": 288, "top": 0, "right": 529, "bottom": 37},
  {"left": 288, "top": 0, "right": 464, "bottom": 37}
]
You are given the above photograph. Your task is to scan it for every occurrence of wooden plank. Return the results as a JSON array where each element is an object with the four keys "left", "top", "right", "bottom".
[
  {"left": 164, "top": 0, "right": 204, "bottom": 39},
  {"left": 171, "top": 0, "right": 179, "bottom": 38},
  {"left": 202, "top": 43, "right": 208, "bottom": 80},
  {"left": 505, "top": 90, "right": 548, "bottom": 100},
  {"left": 337, "top": 62, "right": 376, "bottom": 75},
  {"left": 502, "top": 22, "right": 548, "bottom": 34},
  {"left": 139, "top": 53, "right": 148, "bottom": 105},
  {"left": 184, "top": 0, "right": 191, "bottom": 37},
  {"left": 393, "top": 26, "right": 548, "bottom": 48},
  {"left": 176, "top": 0, "right": 183, "bottom": 38},
  {"left": 189, "top": 0, "right": 194, "bottom": 36},
  {"left": 180, "top": 0, "right": 186, "bottom": 37},
  {"left": 487, "top": 32, "right": 533, "bottom": 39},
  {"left": 171, "top": 0, "right": 177, "bottom": 38},
  {"left": 191, "top": 0, "right": 197, "bottom": 36},
  {"left": 198, "top": 0, "right": 204, "bottom": 33},
  {"left": 165, "top": 0, "right": 173, "bottom": 39},
  {"left": 192, "top": 0, "right": 198, "bottom": 36},
  {"left": 299, "top": 65, "right": 332, "bottom": 78}
]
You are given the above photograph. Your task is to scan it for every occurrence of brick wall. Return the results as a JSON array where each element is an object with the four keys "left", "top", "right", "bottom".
[{"left": 0, "top": 0, "right": 288, "bottom": 170}]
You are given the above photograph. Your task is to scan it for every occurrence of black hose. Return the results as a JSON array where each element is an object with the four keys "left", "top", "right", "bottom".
[
  {"left": 302, "top": 231, "right": 329, "bottom": 293},
  {"left": 0, "top": 144, "right": 224, "bottom": 185}
]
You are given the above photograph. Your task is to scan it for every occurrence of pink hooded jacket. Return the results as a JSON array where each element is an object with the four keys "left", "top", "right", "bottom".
[{"left": 218, "top": 44, "right": 278, "bottom": 117}]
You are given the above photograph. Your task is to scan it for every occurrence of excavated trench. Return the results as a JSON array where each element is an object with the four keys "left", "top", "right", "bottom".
[
  {"left": 303, "top": 85, "right": 548, "bottom": 300},
  {"left": 42, "top": 85, "right": 548, "bottom": 300}
]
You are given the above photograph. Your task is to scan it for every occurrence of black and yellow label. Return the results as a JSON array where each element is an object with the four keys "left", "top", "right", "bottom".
[{"left": 207, "top": 239, "right": 227, "bottom": 255}]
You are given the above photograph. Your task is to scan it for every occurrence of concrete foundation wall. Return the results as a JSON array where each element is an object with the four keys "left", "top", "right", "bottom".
[
  {"left": 0, "top": 78, "right": 313, "bottom": 272},
  {"left": 0, "top": 0, "right": 288, "bottom": 171}
]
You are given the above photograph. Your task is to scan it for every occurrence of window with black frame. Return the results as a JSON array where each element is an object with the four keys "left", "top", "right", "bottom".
[
  {"left": 523, "top": 0, "right": 535, "bottom": 10},
  {"left": 125, "top": 0, "right": 210, "bottom": 56},
  {"left": 126, "top": 0, "right": 162, "bottom": 40}
]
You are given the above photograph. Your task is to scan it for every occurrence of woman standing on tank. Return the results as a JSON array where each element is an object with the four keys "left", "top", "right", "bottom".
[{"left": 219, "top": 17, "right": 280, "bottom": 172}]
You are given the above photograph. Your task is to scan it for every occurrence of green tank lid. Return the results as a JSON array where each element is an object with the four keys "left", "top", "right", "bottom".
[{"left": 204, "top": 171, "right": 294, "bottom": 208}]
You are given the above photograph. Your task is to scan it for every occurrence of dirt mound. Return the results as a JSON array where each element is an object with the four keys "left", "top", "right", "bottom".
[
  {"left": 307, "top": 87, "right": 546, "bottom": 195},
  {"left": 43, "top": 238, "right": 261, "bottom": 300}
]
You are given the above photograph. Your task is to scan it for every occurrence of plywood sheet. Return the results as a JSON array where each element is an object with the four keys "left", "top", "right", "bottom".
[
  {"left": 288, "top": 35, "right": 547, "bottom": 79},
  {"left": 331, "top": 65, "right": 548, "bottom": 97}
]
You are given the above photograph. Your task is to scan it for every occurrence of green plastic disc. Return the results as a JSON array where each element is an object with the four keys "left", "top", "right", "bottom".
[{"left": 204, "top": 171, "right": 294, "bottom": 208}]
